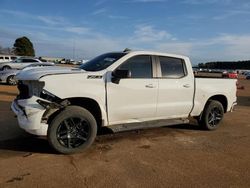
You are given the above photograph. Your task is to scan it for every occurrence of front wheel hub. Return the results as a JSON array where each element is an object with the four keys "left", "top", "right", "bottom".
[{"left": 56, "top": 117, "right": 90, "bottom": 148}]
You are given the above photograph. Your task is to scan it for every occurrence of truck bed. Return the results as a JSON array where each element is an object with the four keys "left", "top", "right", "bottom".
[{"left": 190, "top": 78, "right": 237, "bottom": 116}]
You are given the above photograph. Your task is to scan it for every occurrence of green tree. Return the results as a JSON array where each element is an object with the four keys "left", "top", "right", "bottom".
[{"left": 13, "top": 36, "right": 35, "bottom": 56}]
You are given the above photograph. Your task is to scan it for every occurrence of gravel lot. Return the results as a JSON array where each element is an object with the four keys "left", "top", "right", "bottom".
[{"left": 0, "top": 79, "right": 250, "bottom": 188}]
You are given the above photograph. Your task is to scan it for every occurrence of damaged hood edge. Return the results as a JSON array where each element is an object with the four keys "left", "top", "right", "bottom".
[{"left": 16, "top": 66, "right": 86, "bottom": 80}]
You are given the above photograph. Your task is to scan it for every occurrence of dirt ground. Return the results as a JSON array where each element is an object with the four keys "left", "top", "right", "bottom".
[{"left": 0, "top": 79, "right": 250, "bottom": 188}]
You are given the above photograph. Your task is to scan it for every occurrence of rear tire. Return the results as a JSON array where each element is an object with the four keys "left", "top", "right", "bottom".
[
  {"left": 48, "top": 106, "right": 97, "bottom": 154},
  {"left": 199, "top": 100, "right": 224, "bottom": 130}
]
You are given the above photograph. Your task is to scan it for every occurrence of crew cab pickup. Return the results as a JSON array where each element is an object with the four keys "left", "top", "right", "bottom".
[{"left": 11, "top": 51, "right": 237, "bottom": 154}]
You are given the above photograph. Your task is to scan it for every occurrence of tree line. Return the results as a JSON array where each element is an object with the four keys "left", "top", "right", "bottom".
[
  {"left": 0, "top": 36, "right": 35, "bottom": 56},
  {"left": 198, "top": 60, "right": 250, "bottom": 70}
]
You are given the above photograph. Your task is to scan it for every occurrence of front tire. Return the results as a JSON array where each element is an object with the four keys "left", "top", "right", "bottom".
[
  {"left": 48, "top": 106, "right": 97, "bottom": 154},
  {"left": 200, "top": 100, "right": 224, "bottom": 130}
]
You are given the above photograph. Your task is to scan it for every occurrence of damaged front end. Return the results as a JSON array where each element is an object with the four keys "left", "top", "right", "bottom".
[
  {"left": 37, "top": 90, "right": 70, "bottom": 123},
  {"left": 12, "top": 80, "right": 70, "bottom": 136}
]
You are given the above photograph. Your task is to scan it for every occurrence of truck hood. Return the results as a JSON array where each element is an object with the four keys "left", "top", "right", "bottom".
[{"left": 16, "top": 66, "right": 86, "bottom": 80}]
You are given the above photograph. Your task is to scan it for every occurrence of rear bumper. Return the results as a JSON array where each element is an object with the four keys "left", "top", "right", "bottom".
[{"left": 11, "top": 96, "right": 48, "bottom": 136}]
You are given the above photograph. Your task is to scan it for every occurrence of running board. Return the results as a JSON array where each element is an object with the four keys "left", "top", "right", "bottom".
[{"left": 108, "top": 118, "right": 189, "bottom": 133}]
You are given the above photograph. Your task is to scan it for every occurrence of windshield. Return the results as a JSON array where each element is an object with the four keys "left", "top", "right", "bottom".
[{"left": 80, "top": 52, "right": 127, "bottom": 71}]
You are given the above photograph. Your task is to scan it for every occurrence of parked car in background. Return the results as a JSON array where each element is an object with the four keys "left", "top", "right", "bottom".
[
  {"left": 0, "top": 57, "right": 54, "bottom": 70},
  {"left": 78, "top": 59, "right": 88, "bottom": 64},
  {"left": 0, "top": 55, "right": 18, "bottom": 63},
  {"left": 223, "top": 71, "right": 238, "bottom": 79},
  {"left": 242, "top": 71, "right": 250, "bottom": 75},
  {"left": 0, "top": 63, "right": 55, "bottom": 85},
  {"left": 59, "top": 58, "right": 66, "bottom": 64},
  {"left": 228, "top": 72, "right": 238, "bottom": 79},
  {"left": 244, "top": 72, "right": 250, "bottom": 76},
  {"left": 65, "top": 59, "right": 76, "bottom": 65},
  {"left": 245, "top": 72, "right": 250, "bottom": 79}
]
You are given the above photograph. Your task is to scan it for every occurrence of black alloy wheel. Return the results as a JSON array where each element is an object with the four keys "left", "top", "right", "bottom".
[
  {"left": 207, "top": 106, "right": 223, "bottom": 127},
  {"left": 57, "top": 117, "right": 90, "bottom": 148},
  {"left": 200, "top": 100, "right": 224, "bottom": 130},
  {"left": 48, "top": 106, "right": 97, "bottom": 154}
]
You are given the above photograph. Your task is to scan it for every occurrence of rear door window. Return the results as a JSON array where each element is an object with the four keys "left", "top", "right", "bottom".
[{"left": 159, "top": 56, "right": 186, "bottom": 78}]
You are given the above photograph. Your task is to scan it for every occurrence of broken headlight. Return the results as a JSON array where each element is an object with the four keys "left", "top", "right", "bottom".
[
  {"left": 40, "top": 89, "right": 60, "bottom": 102},
  {"left": 31, "top": 81, "right": 45, "bottom": 97},
  {"left": 18, "top": 80, "right": 45, "bottom": 99}
]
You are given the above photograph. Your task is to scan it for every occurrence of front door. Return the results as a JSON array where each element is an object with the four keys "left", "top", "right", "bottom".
[{"left": 107, "top": 55, "right": 158, "bottom": 125}]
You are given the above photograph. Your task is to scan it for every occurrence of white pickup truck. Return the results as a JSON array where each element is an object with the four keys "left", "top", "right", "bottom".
[{"left": 11, "top": 51, "right": 237, "bottom": 154}]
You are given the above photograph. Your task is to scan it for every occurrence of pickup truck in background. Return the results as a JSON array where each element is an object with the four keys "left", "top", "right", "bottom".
[
  {"left": 0, "top": 57, "right": 54, "bottom": 70},
  {"left": 11, "top": 51, "right": 237, "bottom": 154}
]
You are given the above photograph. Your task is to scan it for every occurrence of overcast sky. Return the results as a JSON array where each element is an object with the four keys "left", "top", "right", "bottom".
[{"left": 0, "top": 0, "right": 250, "bottom": 64}]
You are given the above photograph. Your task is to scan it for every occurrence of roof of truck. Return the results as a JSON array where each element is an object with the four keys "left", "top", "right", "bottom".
[{"left": 121, "top": 50, "right": 189, "bottom": 59}]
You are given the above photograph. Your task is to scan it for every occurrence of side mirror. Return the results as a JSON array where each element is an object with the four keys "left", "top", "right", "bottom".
[
  {"left": 112, "top": 69, "right": 131, "bottom": 79},
  {"left": 112, "top": 69, "right": 131, "bottom": 83}
]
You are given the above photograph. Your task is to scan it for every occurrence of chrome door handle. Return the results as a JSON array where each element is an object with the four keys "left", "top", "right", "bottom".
[
  {"left": 145, "top": 84, "right": 155, "bottom": 88},
  {"left": 183, "top": 84, "right": 191, "bottom": 88}
]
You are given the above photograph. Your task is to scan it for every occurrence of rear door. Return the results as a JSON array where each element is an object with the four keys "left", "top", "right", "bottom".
[
  {"left": 156, "top": 56, "right": 194, "bottom": 119},
  {"left": 107, "top": 55, "right": 158, "bottom": 125}
]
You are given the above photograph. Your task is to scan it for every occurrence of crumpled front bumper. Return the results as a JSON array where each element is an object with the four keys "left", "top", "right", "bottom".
[{"left": 11, "top": 96, "right": 48, "bottom": 136}]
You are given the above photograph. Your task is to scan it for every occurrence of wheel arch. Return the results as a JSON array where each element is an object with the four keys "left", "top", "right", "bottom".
[
  {"left": 2, "top": 65, "right": 11, "bottom": 70},
  {"left": 47, "top": 97, "right": 105, "bottom": 131},
  {"left": 68, "top": 97, "right": 103, "bottom": 128},
  {"left": 205, "top": 94, "right": 228, "bottom": 113}
]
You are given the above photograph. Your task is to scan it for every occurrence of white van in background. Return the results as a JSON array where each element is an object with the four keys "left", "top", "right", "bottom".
[{"left": 0, "top": 55, "right": 18, "bottom": 63}]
